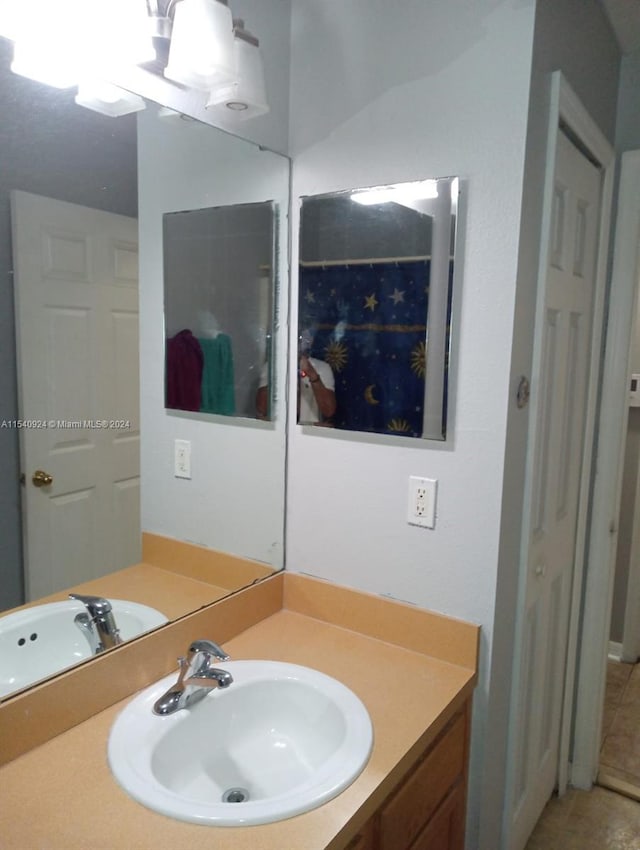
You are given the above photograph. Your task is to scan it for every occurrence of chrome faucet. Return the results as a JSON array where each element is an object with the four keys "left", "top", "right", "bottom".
[
  {"left": 70, "top": 593, "right": 123, "bottom": 655},
  {"left": 153, "top": 639, "right": 233, "bottom": 716}
]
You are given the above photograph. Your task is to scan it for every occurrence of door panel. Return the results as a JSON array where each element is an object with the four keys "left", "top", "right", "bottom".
[
  {"left": 12, "top": 191, "right": 140, "bottom": 600},
  {"left": 510, "top": 130, "right": 602, "bottom": 849}
]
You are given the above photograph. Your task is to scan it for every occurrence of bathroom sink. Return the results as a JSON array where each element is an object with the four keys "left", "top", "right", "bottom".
[
  {"left": 108, "top": 660, "right": 373, "bottom": 825},
  {"left": 0, "top": 599, "right": 168, "bottom": 698}
]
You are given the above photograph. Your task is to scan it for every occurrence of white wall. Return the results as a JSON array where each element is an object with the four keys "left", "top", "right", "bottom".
[
  {"left": 138, "top": 107, "right": 290, "bottom": 566},
  {"left": 286, "top": 2, "right": 536, "bottom": 847},
  {"left": 613, "top": 47, "right": 640, "bottom": 154}
]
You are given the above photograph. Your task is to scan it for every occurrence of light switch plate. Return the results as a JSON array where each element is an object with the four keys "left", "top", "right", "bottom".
[{"left": 630, "top": 374, "right": 640, "bottom": 407}]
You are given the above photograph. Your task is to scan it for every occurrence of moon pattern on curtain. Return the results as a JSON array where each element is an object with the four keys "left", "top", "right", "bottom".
[{"left": 299, "top": 259, "right": 433, "bottom": 437}]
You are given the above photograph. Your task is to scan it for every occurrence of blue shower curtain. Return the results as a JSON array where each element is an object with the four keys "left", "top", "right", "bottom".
[{"left": 299, "top": 260, "right": 432, "bottom": 437}]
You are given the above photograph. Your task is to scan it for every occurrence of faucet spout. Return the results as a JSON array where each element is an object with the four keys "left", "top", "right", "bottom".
[
  {"left": 153, "top": 639, "right": 233, "bottom": 715},
  {"left": 73, "top": 611, "right": 103, "bottom": 655}
]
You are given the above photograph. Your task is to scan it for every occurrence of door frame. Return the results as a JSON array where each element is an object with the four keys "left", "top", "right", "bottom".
[
  {"left": 504, "top": 71, "right": 614, "bottom": 849},
  {"left": 543, "top": 73, "right": 615, "bottom": 797},
  {"left": 622, "top": 420, "right": 640, "bottom": 663},
  {"left": 571, "top": 149, "right": 640, "bottom": 787}
]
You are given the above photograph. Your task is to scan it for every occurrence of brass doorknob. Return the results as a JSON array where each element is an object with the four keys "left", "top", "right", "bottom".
[{"left": 32, "top": 470, "right": 53, "bottom": 488}]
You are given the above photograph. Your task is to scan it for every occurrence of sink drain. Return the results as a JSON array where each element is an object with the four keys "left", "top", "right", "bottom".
[{"left": 222, "top": 787, "right": 250, "bottom": 803}]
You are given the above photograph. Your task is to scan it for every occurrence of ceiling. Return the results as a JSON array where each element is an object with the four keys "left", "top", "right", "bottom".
[{"left": 600, "top": 0, "right": 640, "bottom": 54}]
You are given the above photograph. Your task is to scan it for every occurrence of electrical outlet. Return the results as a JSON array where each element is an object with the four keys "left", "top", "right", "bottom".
[
  {"left": 174, "top": 439, "right": 191, "bottom": 479},
  {"left": 407, "top": 476, "right": 437, "bottom": 528}
]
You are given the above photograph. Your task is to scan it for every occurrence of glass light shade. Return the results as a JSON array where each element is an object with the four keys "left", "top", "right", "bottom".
[
  {"left": 6, "top": 0, "right": 153, "bottom": 88},
  {"left": 91, "top": 0, "right": 155, "bottom": 70},
  {"left": 7, "top": 0, "right": 82, "bottom": 87},
  {"left": 164, "top": 0, "right": 235, "bottom": 91},
  {"left": 206, "top": 35, "right": 269, "bottom": 120},
  {"left": 0, "top": 0, "right": 57, "bottom": 40},
  {"left": 75, "top": 81, "right": 147, "bottom": 117},
  {"left": 11, "top": 40, "right": 79, "bottom": 88}
]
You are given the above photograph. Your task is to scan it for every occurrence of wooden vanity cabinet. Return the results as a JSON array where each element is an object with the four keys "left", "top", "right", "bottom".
[
  {"left": 343, "top": 701, "right": 470, "bottom": 850},
  {"left": 344, "top": 821, "right": 376, "bottom": 850}
]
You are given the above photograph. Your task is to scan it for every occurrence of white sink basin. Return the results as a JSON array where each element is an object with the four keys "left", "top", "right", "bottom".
[
  {"left": 108, "top": 660, "right": 373, "bottom": 825},
  {"left": 0, "top": 599, "right": 168, "bottom": 698}
]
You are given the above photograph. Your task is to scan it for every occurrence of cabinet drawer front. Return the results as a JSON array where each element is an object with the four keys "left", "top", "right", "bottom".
[
  {"left": 379, "top": 712, "right": 465, "bottom": 850},
  {"left": 410, "top": 782, "right": 465, "bottom": 850}
]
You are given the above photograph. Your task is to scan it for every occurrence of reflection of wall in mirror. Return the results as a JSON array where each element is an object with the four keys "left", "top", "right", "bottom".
[
  {"left": 0, "top": 37, "right": 138, "bottom": 611},
  {"left": 139, "top": 106, "right": 288, "bottom": 568},
  {"left": 163, "top": 202, "right": 274, "bottom": 418},
  {"left": 301, "top": 195, "right": 432, "bottom": 261}
]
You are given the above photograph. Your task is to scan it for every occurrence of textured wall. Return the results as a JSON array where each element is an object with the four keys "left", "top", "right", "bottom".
[{"left": 287, "top": 3, "right": 536, "bottom": 846}]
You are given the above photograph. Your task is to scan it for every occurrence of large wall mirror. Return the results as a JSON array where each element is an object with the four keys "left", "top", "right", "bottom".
[
  {"left": 298, "top": 177, "right": 458, "bottom": 440},
  {"left": 0, "top": 34, "right": 289, "bottom": 700}
]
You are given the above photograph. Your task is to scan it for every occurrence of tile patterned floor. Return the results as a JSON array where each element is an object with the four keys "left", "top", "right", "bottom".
[
  {"left": 525, "top": 786, "right": 640, "bottom": 849},
  {"left": 600, "top": 661, "right": 640, "bottom": 794},
  {"left": 525, "top": 661, "right": 640, "bottom": 849}
]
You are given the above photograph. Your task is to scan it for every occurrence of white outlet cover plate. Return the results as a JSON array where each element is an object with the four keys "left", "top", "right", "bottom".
[
  {"left": 174, "top": 439, "right": 191, "bottom": 479},
  {"left": 407, "top": 476, "right": 437, "bottom": 528}
]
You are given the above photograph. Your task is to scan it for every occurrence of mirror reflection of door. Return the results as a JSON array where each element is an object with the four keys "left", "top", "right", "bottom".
[
  {"left": 12, "top": 192, "right": 141, "bottom": 602},
  {"left": 0, "top": 34, "right": 140, "bottom": 611}
]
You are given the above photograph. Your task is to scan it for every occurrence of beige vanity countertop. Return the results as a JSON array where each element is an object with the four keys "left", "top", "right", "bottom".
[
  {"left": 0, "top": 574, "right": 479, "bottom": 850},
  {"left": 3, "top": 532, "right": 276, "bottom": 623}
]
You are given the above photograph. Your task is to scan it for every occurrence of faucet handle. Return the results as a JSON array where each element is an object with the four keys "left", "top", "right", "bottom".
[
  {"left": 188, "top": 639, "right": 229, "bottom": 661},
  {"left": 69, "top": 593, "right": 113, "bottom": 618},
  {"left": 69, "top": 593, "right": 121, "bottom": 649},
  {"left": 173, "top": 655, "right": 190, "bottom": 687},
  {"left": 154, "top": 642, "right": 232, "bottom": 715}
]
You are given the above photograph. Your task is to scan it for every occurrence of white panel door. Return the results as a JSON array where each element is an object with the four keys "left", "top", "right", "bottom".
[
  {"left": 509, "top": 131, "right": 602, "bottom": 849},
  {"left": 11, "top": 191, "right": 141, "bottom": 600}
]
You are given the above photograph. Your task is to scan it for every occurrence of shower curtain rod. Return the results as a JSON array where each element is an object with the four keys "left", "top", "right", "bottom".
[{"left": 299, "top": 254, "right": 432, "bottom": 268}]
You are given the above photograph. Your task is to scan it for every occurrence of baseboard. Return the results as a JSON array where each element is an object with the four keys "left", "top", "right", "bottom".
[
  {"left": 598, "top": 770, "right": 640, "bottom": 802},
  {"left": 608, "top": 641, "right": 623, "bottom": 661}
]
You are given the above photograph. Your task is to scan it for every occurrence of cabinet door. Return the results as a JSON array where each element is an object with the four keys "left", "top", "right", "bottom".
[
  {"left": 344, "top": 818, "right": 375, "bottom": 850},
  {"left": 378, "top": 712, "right": 465, "bottom": 849},
  {"left": 410, "top": 783, "right": 465, "bottom": 850}
]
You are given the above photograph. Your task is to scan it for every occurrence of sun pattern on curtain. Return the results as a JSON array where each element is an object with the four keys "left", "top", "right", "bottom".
[{"left": 299, "top": 260, "right": 431, "bottom": 437}]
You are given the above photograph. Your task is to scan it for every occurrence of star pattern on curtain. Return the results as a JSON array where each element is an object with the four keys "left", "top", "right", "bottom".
[{"left": 299, "top": 260, "right": 433, "bottom": 437}]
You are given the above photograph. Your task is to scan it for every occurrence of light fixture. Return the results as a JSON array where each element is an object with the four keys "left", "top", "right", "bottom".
[
  {"left": 206, "top": 18, "right": 269, "bottom": 120},
  {"left": 93, "top": 0, "right": 155, "bottom": 71},
  {"left": 351, "top": 180, "right": 440, "bottom": 206},
  {"left": 164, "top": 0, "right": 235, "bottom": 90},
  {"left": 75, "top": 81, "right": 146, "bottom": 117},
  {"left": 1, "top": 0, "right": 268, "bottom": 122},
  {"left": 8, "top": 0, "right": 82, "bottom": 88},
  {"left": 6, "top": 0, "right": 154, "bottom": 89}
]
